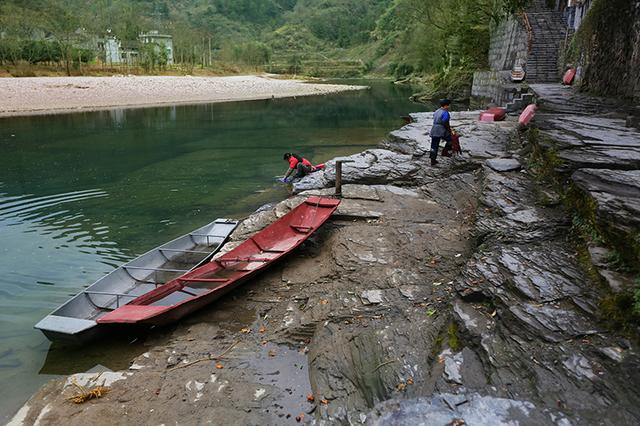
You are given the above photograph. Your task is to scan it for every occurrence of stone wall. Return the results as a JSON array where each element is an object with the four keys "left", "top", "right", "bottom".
[
  {"left": 488, "top": 15, "right": 529, "bottom": 71},
  {"left": 572, "top": 0, "right": 640, "bottom": 101},
  {"left": 471, "top": 71, "right": 518, "bottom": 105},
  {"left": 472, "top": 15, "right": 529, "bottom": 105}
]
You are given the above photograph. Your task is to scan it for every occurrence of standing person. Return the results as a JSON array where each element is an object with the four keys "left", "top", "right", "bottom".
[
  {"left": 429, "top": 99, "right": 453, "bottom": 166},
  {"left": 282, "top": 153, "right": 313, "bottom": 182}
]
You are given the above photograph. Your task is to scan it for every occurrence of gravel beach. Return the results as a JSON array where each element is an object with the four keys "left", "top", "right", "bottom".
[{"left": 0, "top": 75, "right": 366, "bottom": 117}]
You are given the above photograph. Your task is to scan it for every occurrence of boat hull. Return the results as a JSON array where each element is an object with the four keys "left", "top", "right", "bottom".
[
  {"left": 98, "top": 196, "right": 340, "bottom": 326},
  {"left": 35, "top": 218, "right": 238, "bottom": 342}
]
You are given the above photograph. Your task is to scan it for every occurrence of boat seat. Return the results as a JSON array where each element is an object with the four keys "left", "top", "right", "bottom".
[
  {"left": 304, "top": 197, "right": 341, "bottom": 208},
  {"left": 178, "top": 278, "right": 230, "bottom": 283},
  {"left": 35, "top": 315, "right": 97, "bottom": 335},
  {"left": 218, "top": 257, "right": 272, "bottom": 263},
  {"left": 250, "top": 237, "right": 286, "bottom": 253},
  {"left": 290, "top": 224, "right": 313, "bottom": 233}
]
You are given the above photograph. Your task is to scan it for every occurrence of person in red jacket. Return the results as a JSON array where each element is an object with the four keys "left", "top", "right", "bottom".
[{"left": 282, "top": 153, "right": 313, "bottom": 182}]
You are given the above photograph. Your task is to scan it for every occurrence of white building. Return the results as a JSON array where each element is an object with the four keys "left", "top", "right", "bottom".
[
  {"left": 103, "top": 37, "right": 122, "bottom": 64},
  {"left": 139, "top": 31, "right": 174, "bottom": 65}
]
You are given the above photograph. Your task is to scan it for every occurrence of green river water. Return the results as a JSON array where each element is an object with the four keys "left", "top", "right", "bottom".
[{"left": 0, "top": 80, "right": 424, "bottom": 421}]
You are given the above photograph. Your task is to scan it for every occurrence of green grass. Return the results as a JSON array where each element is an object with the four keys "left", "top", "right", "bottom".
[{"left": 447, "top": 322, "right": 461, "bottom": 352}]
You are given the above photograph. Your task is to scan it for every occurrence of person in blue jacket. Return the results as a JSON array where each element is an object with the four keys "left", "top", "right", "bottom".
[{"left": 429, "top": 99, "right": 453, "bottom": 166}]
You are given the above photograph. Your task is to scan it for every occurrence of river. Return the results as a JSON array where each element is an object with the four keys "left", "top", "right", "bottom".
[{"left": 0, "top": 80, "right": 423, "bottom": 421}]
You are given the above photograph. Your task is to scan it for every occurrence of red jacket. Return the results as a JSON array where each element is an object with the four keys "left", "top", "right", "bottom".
[{"left": 289, "top": 156, "right": 312, "bottom": 169}]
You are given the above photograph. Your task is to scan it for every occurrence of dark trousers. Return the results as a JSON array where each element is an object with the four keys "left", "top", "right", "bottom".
[
  {"left": 430, "top": 135, "right": 452, "bottom": 161},
  {"left": 294, "top": 163, "right": 312, "bottom": 179}
]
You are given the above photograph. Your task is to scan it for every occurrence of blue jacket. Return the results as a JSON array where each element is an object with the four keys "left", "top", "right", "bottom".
[{"left": 430, "top": 108, "right": 450, "bottom": 138}]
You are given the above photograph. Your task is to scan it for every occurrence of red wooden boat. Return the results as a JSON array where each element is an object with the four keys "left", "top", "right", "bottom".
[
  {"left": 98, "top": 196, "right": 340, "bottom": 326},
  {"left": 519, "top": 104, "right": 537, "bottom": 127},
  {"left": 479, "top": 107, "right": 507, "bottom": 122},
  {"left": 562, "top": 68, "right": 576, "bottom": 85}
]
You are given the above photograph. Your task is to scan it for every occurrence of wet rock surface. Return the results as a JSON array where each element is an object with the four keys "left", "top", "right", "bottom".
[{"left": 12, "top": 104, "right": 640, "bottom": 425}]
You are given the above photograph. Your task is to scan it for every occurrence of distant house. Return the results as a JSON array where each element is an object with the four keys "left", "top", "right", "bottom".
[
  {"left": 103, "top": 37, "right": 122, "bottom": 64},
  {"left": 95, "top": 30, "right": 174, "bottom": 66},
  {"left": 553, "top": 0, "right": 594, "bottom": 31},
  {"left": 138, "top": 31, "right": 174, "bottom": 64}
]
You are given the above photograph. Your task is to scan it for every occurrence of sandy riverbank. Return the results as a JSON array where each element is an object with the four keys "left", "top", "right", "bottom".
[{"left": 0, "top": 75, "right": 366, "bottom": 118}]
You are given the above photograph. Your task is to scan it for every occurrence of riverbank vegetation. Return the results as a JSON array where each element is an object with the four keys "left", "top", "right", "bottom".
[{"left": 0, "top": 0, "right": 528, "bottom": 96}]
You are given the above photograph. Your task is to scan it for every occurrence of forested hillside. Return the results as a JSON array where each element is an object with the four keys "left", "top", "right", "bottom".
[{"left": 0, "top": 0, "right": 526, "bottom": 95}]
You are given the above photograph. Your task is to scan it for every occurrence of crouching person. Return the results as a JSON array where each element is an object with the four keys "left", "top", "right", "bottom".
[{"left": 282, "top": 153, "right": 313, "bottom": 183}]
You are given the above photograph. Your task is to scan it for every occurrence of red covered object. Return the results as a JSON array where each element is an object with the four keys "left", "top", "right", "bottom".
[
  {"left": 479, "top": 107, "right": 507, "bottom": 122},
  {"left": 519, "top": 104, "right": 537, "bottom": 127},
  {"left": 563, "top": 68, "right": 577, "bottom": 85},
  {"left": 98, "top": 196, "right": 340, "bottom": 325},
  {"left": 451, "top": 133, "right": 462, "bottom": 154}
]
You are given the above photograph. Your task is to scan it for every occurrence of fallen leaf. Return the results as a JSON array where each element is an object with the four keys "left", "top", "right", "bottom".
[
  {"left": 320, "top": 299, "right": 329, "bottom": 305},
  {"left": 426, "top": 309, "right": 437, "bottom": 317},
  {"left": 407, "top": 377, "right": 414, "bottom": 385},
  {"left": 268, "top": 350, "right": 277, "bottom": 357},
  {"left": 320, "top": 399, "right": 329, "bottom": 405},
  {"left": 396, "top": 383, "right": 407, "bottom": 392},
  {"left": 215, "top": 363, "right": 224, "bottom": 369},
  {"left": 295, "top": 414, "right": 304, "bottom": 422},
  {"left": 261, "top": 340, "right": 268, "bottom": 346},
  {"left": 240, "top": 328, "right": 251, "bottom": 334},
  {"left": 307, "top": 394, "right": 315, "bottom": 402},
  {"left": 258, "top": 326, "right": 266, "bottom": 333}
]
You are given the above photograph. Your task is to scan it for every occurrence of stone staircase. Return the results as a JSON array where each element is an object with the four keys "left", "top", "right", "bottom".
[
  {"left": 506, "top": 87, "right": 535, "bottom": 112},
  {"left": 525, "top": 0, "right": 570, "bottom": 83}
]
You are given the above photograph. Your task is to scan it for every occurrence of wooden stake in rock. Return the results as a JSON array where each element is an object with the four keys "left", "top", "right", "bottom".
[{"left": 335, "top": 160, "right": 354, "bottom": 196}]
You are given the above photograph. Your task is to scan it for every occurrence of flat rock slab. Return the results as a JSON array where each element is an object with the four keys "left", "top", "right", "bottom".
[
  {"left": 341, "top": 184, "right": 381, "bottom": 201},
  {"left": 572, "top": 168, "right": 640, "bottom": 232},
  {"left": 531, "top": 84, "right": 626, "bottom": 115},
  {"left": 335, "top": 199, "right": 384, "bottom": 219},
  {"left": 368, "top": 394, "right": 572, "bottom": 426},
  {"left": 572, "top": 168, "right": 640, "bottom": 263},
  {"left": 387, "top": 111, "right": 517, "bottom": 159},
  {"left": 536, "top": 112, "right": 640, "bottom": 172},
  {"left": 486, "top": 158, "right": 521, "bottom": 172},
  {"left": 556, "top": 146, "right": 640, "bottom": 171},
  {"left": 298, "top": 185, "right": 380, "bottom": 201},
  {"left": 360, "top": 290, "right": 384, "bottom": 305}
]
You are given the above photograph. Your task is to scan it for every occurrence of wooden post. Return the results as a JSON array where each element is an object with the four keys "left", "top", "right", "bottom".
[{"left": 335, "top": 161, "right": 343, "bottom": 196}]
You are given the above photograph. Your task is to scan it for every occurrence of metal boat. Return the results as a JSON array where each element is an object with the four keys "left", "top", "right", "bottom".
[
  {"left": 97, "top": 197, "right": 339, "bottom": 326},
  {"left": 35, "top": 219, "right": 238, "bottom": 343}
]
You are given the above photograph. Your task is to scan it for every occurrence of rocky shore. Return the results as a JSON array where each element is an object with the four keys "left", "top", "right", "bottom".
[
  {"left": 0, "top": 75, "right": 366, "bottom": 118},
  {"left": 10, "top": 85, "right": 640, "bottom": 425}
]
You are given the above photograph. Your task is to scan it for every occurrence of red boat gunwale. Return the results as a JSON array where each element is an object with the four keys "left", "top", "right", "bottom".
[{"left": 97, "top": 196, "right": 340, "bottom": 325}]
